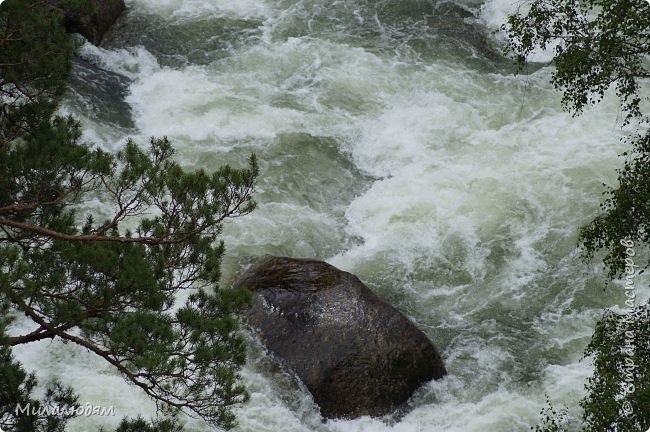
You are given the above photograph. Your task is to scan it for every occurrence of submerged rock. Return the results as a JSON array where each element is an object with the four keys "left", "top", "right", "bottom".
[
  {"left": 50, "top": 0, "right": 125, "bottom": 45},
  {"left": 234, "top": 256, "right": 446, "bottom": 419}
]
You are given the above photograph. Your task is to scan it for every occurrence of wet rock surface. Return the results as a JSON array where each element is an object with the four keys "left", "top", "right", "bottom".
[
  {"left": 235, "top": 256, "right": 447, "bottom": 418},
  {"left": 51, "top": 0, "right": 125, "bottom": 45}
]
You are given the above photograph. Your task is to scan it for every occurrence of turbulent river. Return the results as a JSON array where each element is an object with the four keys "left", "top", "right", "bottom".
[{"left": 11, "top": 0, "right": 650, "bottom": 430}]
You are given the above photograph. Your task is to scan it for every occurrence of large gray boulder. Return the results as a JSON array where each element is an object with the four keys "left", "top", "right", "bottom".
[
  {"left": 50, "top": 0, "right": 125, "bottom": 45},
  {"left": 234, "top": 256, "right": 446, "bottom": 419}
]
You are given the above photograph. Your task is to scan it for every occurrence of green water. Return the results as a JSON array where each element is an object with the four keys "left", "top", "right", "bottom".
[{"left": 11, "top": 0, "right": 649, "bottom": 431}]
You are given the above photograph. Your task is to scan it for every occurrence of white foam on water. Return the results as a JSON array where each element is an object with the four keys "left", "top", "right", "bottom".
[
  {"left": 125, "top": 0, "right": 274, "bottom": 21},
  {"left": 222, "top": 202, "right": 346, "bottom": 261},
  {"left": 479, "top": 0, "right": 558, "bottom": 62},
  {"left": 233, "top": 366, "right": 323, "bottom": 432},
  {"left": 126, "top": 64, "right": 309, "bottom": 142},
  {"left": 319, "top": 52, "right": 625, "bottom": 432},
  {"left": 77, "top": 43, "right": 161, "bottom": 81},
  {"left": 330, "top": 67, "right": 623, "bottom": 275},
  {"left": 10, "top": 0, "right": 642, "bottom": 431},
  {"left": 7, "top": 320, "right": 158, "bottom": 431},
  {"left": 123, "top": 36, "right": 397, "bottom": 158},
  {"left": 324, "top": 378, "right": 542, "bottom": 432}
]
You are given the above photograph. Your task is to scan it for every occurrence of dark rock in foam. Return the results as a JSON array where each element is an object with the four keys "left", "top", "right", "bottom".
[
  {"left": 50, "top": 0, "right": 125, "bottom": 45},
  {"left": 234, "top": 256, "right": 447, "bottom": 419}
]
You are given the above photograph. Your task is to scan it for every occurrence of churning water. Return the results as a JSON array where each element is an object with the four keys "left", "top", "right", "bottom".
[{"left": 10, "top": 0, "right": 650, "bottom": 430}]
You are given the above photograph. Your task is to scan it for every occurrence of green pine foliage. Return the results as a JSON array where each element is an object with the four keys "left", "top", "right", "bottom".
[
  {"left": 105, "top": 416, "right": 184, "bottom": 432},
  {"left": 1, "top": 0, "right": 257, "bottom": 430},
  {"left": 0, "top": 327, "right": 79, "bottom": 432},
  {"left": 0, "top": 0, "right": 82, "bottom": 144}
]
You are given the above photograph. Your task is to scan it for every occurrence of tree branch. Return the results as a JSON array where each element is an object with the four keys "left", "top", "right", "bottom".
[{"left": 0, "top": 217, "right": 188, "bottom": 245}]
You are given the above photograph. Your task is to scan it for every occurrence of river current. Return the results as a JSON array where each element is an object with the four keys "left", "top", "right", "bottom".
[{"left": 11, "top": 0, "right": 650, "bottom": 430}]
